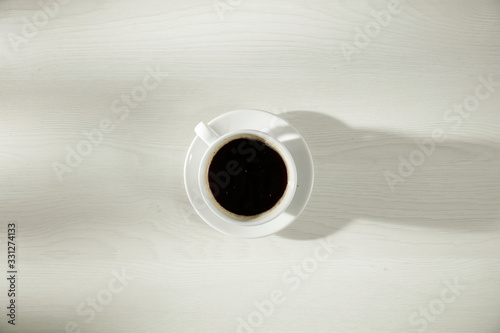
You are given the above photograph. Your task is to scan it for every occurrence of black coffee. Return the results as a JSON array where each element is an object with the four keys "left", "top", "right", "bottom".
[{"left": 207, "top": 136, "right": 288, "bottom": 218}]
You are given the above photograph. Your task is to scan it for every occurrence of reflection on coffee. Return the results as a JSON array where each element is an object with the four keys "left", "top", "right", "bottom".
[{"left": 207, "top": 135, "right": 288, "bottom": 218}]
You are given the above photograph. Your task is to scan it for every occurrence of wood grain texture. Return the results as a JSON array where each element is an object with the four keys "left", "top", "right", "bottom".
[{"left": 0, "top": 0, "right": 499, "bottom": 332}]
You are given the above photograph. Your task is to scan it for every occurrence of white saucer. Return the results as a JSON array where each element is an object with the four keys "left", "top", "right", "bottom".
[{"left": 184, "top": 110, "right": 314, "bottom": 238}]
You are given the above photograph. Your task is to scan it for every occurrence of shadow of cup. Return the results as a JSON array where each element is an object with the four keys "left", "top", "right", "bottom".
[{"left": 277, "top": 111, "right": 500, "bottom": 240}]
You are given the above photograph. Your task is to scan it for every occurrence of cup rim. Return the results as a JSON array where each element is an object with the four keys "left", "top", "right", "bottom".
[{"left": 198, "top": 129, "right": 297, "bottom": 227}]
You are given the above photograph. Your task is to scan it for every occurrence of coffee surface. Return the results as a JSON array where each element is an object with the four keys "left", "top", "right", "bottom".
[{"left": 208, "top": 137, "right": 288, "bottom": 217}]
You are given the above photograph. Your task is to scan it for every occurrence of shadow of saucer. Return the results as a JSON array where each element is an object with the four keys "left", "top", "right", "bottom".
[{"left": 277, "top": 111, "right": 500, "bottom": 240}]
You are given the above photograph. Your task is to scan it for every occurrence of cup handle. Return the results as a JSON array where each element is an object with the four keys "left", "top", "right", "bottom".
[{"left": 195, "top": 122, "right": 220, "bottom": 146}]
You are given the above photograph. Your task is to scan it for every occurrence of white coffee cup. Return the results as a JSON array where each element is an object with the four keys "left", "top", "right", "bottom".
[{"left": 195, "top": 122, "right": 297, "bottom": 227}]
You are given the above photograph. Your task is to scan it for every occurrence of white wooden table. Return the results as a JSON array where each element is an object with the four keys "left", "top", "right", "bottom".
[{"left": 1, "top": 1, "right": 499, "bottom": 332}]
